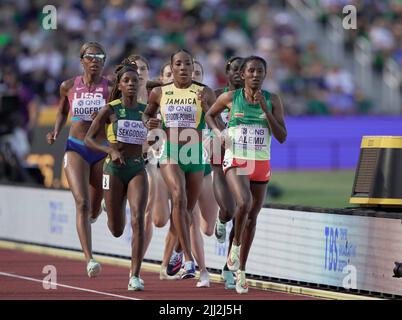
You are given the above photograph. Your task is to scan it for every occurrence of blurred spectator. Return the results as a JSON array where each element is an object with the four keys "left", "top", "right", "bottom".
[{"left": 0, "top": 0, "right": 376, "bottom": 118}]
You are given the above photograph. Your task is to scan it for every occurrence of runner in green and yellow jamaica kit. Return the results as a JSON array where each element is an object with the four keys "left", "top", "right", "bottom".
[{"left": 143, "top": 49, "right": 216, "bottom": 282}]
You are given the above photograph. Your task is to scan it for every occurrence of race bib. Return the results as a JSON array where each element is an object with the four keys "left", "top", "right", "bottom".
[
  {"left": 71, "top": 98, "right": 105, "bottom": 121},
  {"left": 117, "top": 120, "right": 148, "bottom": 145},
  {"left": 164, "top": 105, "right": 197, "bottom": 128},
  {"left": 233, "top": 125, "right": 268, "bottom": 152}
]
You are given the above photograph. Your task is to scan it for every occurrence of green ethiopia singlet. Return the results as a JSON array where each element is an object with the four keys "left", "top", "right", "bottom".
[{"left": 226, "top": 88, "right": 272, "bottom": 160}]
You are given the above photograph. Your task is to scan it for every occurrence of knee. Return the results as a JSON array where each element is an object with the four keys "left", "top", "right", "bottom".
[
  {"left": 108, "top": 223, "right": 124, "bottom": 238},
  {"left": 75, "top": 197, "right": 90, "bottom": 214},
  {"left": 171, "top": 191, "right": 187, "bottom": 211},
  {"left": 246, "top": 216, "right": 257, "bottom": 230},
  {"left": 219, "top": 208, "right": 234, "bottom": 223},
  {"left": 153, "top": 215, "right": 168, "bottom": 228},
  {"left": 131, "top": 209, "right": 144, "bottom": 229},
  {"left": 237, "top": 195, "right": 252, "bottom": 214},
  {"left": 202, "top": 225, "right": 214, "bottom": 237}
]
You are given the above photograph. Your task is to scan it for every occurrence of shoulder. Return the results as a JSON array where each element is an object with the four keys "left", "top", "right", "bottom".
[
  {"left": 60, "top": 78, "right": 75, "bottom": 95},
  {"left": 267, "top": 92, "right": 281, "bottom": 104},
  {"left": 214, "top": 87, "right": 224, "bottom": 97},
  {"left": 108, "top": 98, "right": 121, "bottom": 108}
]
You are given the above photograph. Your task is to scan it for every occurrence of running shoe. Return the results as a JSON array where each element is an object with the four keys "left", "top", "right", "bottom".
[
  {"left": 128, "top": 271, "right": 145, "bottom": 285},
  {"left": 214, "top": 218, "right": 226, "bottom": 243},
  {"left": 166, "top": 250, "right": 184, "bottom": 276},
  {"left": 235, "top": 270, "right": 248, "bottom": 294},
  {"left": 196, "top": 270, "right": 210, "bottom": 288},
  {"left": 87, "top": 259, "right": 101, "bottom": 278},
  {"left": 227, "top": 244, "right": 240, "bottom": 271},
  {"left": 128, "top": 276, "right": 144, "bottom": 291},
  {"left": 181, "top": 261, "right": 196, "bottom": 279},
  {"left": 221, "top": 269, "right": 236, "bottom": 290},
  {"left": 160, "top": 266, "right": 180, "bottom": 280}
]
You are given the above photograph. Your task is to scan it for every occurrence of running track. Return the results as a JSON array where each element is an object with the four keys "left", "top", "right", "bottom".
[{"left": 0, "top": 247, "right": 319, "bottom": 300}]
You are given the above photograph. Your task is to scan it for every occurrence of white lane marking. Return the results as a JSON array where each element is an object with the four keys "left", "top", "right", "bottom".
[{"left": 0, "top": 272, "right": 140, "bottom": 300}]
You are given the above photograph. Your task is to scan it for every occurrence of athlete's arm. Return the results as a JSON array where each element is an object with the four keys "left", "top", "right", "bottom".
[
  {"left": 261, "top": 92, "right": 287, "bottom": 144},
  {"left": 198, "top": 86, "right": 216, "bottom": 114},
  {"left": 46, "top": 80, "right": 73, "bottom": 145},
  {"left": 142, "top": 86, "right": 162, "bottom": 130},
  {"left": 84, "top": 104, "right": 114, "bottom": 155},
  {"left": 205, "top": 91, "right": 233, "bottom": 137}
]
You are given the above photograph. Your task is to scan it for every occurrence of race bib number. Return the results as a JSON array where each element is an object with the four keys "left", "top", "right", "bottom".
[
  {"left": 117, "top": 120, "right": 147, "bottom": 145},
  {"left": 233, "top": 126, "right": 268, "bottom": 152},
  {"left": 103, "top": 174, "right": 110, "bottom": 190},
  {"left": 72, "top": 98, "right": 105, "bottom": 121},
  {"left": 164, "top": 105, "right": 197, "bottom": 128}
]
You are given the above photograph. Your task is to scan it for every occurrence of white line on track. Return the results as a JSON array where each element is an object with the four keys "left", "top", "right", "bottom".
[{"left": 0, "top": 271, "right": 140, "bottom": 300}]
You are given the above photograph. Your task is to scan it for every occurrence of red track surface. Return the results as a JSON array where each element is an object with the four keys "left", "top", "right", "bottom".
[{"left": 0, "top": 248, "right": 318, "bottom": 300}]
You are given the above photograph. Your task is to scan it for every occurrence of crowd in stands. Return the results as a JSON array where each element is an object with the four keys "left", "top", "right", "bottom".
[
  {"left": 0, "top": 0, "right": 385, "bottom": 122},
  {"left": 314, "top": 0, "right": 402, "bottom": 87}
]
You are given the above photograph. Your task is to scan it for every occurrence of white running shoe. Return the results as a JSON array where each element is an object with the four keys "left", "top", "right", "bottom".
[
  {"left": 159, "top": 266, "right": 180, "bottom": 280},
  {"left": 196, "top": 270, "right": 210, "bottom": 288},
  {"left": 128, "top": 271, "right": 145, "bottom": 285},
  {"left": 227, "top": 244, "right": 241, "bottom": 272},
  {"left": 235, "top": 270, "right": 248, "bottom": 294},
  {"left": 128, "top": 276, "right": 144, "bottom": 291},
  {"left": 87, "top": 259, "right": 101, "bottom": 278}
]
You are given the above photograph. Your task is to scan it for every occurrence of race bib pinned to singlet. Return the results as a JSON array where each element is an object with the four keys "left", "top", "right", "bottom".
[
  {"left": 164, "top": 104, "right": 197, "bottom": 128},
  {"left": 71, "top": 92, "right": 105, "bottom": 121},
  {"left": 233, "top": 125, "right": 268, "bottom": 152},
  {"left": 117, "top": 120, "right": 148, "bottom": 145}
]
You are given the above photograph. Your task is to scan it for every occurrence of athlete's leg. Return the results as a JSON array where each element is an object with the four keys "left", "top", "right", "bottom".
[
  {"left": 142, "top": 162, "right": 156, "bottom": 259},
  {"left": 64, "top": 151, "right": 93, "bottom": 263},
  {"left": 103, "top": 171, "right": 126, "bottom": 238},
  {"left": 88, "top": 158, "right": 105, "bottom": 222},
  {"left": 224, "top": 169, "right": 252, "bottom": 246},
  {"left": 127, "top": 170, "right": 148, "bottom": 278},
  {"left": 152, "top": 168, "right": 171, "bottom": 227},
  {"left": 190, "top": 204, "right": 206, "bottom": 270},
  {"left": 212, "top": 165, "right": 236, "bottom": 224},
  {"left": 160, "top": 163, "right": 193, "bottom": 262},
  {"left": 197, "top": 174, "right": 219, "bottom": 236},
  {"left": 162, "top": 221, "right": 177, "bottom": 268},
  {"left": 239, "top": 182, "right": 268, "bottom": 271}
]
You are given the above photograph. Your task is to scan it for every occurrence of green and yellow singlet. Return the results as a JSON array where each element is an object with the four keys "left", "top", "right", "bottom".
[
  {"left": 159, "top": 81, "right": 206, "bottom": 130},
  {"left": 106, "top": 99, "right": 147, "bottom": 145}
]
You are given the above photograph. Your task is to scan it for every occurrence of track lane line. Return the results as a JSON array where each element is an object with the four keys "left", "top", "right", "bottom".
[{"left": 0, "top": 271, "right": 140, "bottom": 300}]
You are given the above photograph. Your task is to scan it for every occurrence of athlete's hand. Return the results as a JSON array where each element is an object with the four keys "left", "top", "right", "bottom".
[
  {"left": 197, "top": 89, "right": 209, "bottom": 113},
  {"left": 254, "top": 90, "right": 268, "bottom": 113},
  {"left": 145, "top": 118, "right": 161, "bottom": 130},
  {"left": 110, "top": 149, "right": 125, "bottom": 166},
  {"left": 46, "top": 131, "right": 58, "bottom": 145}
]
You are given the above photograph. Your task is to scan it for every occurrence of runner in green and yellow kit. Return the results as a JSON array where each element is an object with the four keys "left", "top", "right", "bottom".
[{"left": 143, "top": 49, "right": 216, "bottom": 281}]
